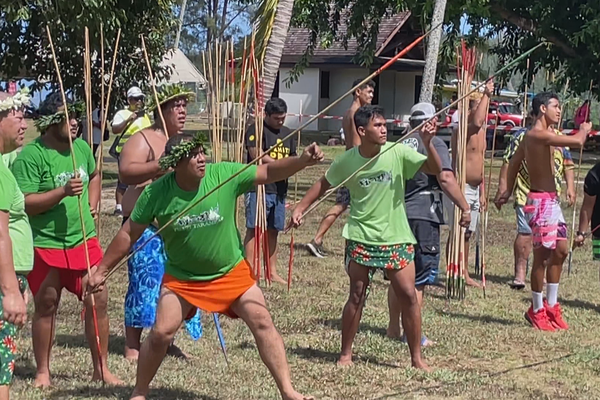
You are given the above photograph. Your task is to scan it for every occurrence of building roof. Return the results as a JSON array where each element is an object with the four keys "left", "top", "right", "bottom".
[
  {"left": 159, "top": 48, "right": 206, "bottom": 87},
  {"left": 281, "top": 11, "right": 422, "bottom": 66}
]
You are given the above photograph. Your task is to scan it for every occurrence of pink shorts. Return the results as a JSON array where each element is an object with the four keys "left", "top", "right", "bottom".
[{"left": 524, "top": 192, "right": 567, "bottom": 250}]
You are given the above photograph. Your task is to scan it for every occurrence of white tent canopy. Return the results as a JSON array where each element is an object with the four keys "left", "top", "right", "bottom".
[{"left": 159, "top": 48, "right": 206, "bottom": 87}]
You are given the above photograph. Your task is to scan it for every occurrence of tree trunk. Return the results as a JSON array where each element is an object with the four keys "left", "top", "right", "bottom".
[
  {"left": 261, "top": 0, "right": 294, "bottom": 105},
  {"left": 419, "top": 0, "right": 447, "bottom": 103}
]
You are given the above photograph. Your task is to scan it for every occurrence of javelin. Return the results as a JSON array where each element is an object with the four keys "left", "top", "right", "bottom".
[
  {"left": 46, "top": 25, "right": 105, "bottom": 382},
  {"left": 89, "top": 21, "right": 442, "bottom": 290},
  {"left": 288, "top": 42, "right": 548, "bottom": 225}
]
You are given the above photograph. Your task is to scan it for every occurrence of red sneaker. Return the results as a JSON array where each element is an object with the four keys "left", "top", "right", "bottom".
[
  {"left": 545, "top": 301, "right": 569, "bottom": 330},
  {"left": 525, "top": 306, "right": 555, "bottom": 331}
]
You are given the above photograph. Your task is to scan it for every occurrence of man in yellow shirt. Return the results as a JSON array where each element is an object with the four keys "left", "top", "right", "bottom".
[{"left": 110, "top": 86, "right": 152, "bottom": 215}]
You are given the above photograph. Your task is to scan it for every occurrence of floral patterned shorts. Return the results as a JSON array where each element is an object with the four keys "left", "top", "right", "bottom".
[
  {"left": 0, "top": 274, "right": 28, "bottom": 386},
  {"left": 345, "top": 241, "right": 415, "bottom": 271}
]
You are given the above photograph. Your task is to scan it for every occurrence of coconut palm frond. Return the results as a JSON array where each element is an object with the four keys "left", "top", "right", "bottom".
[{"left": 254, "top": 0, "right": 279, "bottom": 62}]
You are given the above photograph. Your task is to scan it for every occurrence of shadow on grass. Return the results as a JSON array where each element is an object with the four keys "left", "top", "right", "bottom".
[
  {"left": 14, "top": 356, "right": 71, "bottom": 381},
  {"left": 54, "top": 333, "right": 125, "bottom": 356},
  {"left": 480, "top": 273, "right": 514, "bottom": 286},
  {"left": 48, "top": 385, "right": 213, "bottom": 400},
  {"left": 559, "top": 298, "right": 600, "bottom": 313},
  {"left": 371, "top": 353, "right": 575, "bottom": 399},
  {"left": 435, "top": 310, "right": 519, "bottom": 326},
  {"left": 290, "top": 346, "right": 399, "bottom": 368},
  {"left": 317, "top": 318, "right": 387, "bottom": 337}
]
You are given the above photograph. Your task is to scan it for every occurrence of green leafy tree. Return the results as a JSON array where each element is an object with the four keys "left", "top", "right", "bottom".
[
  {"left": 287, "top": 0, "right": 600, "bottom": 94},
  {"left": 174, "top": 0, "right": 257, "bottom": 54},
  {"left": 0, "top": 0, "right": 178, "bottom": 107}
]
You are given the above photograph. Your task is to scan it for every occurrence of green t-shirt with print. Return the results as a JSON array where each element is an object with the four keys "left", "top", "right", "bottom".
[
  {"left": 0, "top": 162, "right": 33, "bottom": 272},
  {"left": 325, "top": 142, "right": 427, "bottom": 246},
  {"left": 11, "top": 137, "right": 97, "bottom": 249},
  {"left": 131, "top": 162, "right": 257, "bottom": 281}
]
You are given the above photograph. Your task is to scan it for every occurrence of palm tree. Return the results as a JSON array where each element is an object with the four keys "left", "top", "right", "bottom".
[
  {"left": 419, "top": 0, "right": 447, "bottom": 103},
  {"left": 255, "top": 0, "right": 294, "bottom": 105}
]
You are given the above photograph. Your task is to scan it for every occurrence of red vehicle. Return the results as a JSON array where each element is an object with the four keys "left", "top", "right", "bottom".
[{"left": 487, "top": 101, "right": 523, "bottom": 127}]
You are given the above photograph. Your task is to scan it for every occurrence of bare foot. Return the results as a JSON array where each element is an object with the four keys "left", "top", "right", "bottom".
[
  {"left": 130, "top": 395, "right": 146, "bottom": 400},
  {"left": 124, "top": 346, "right": 139, "bottom": 361},
  {"left": 270, "top": 273, "right": 287, "bottom": 285},
  {"left": 92, "top": 369, "right": 125, "bottom": 386},
  {"left": 283, "top": 390, "right": 315, "bottom": 400},
  {"left": 337, "top": 354, "right": 354, "bottom": 366},
  {"left": 33, "top": 373, "right": 52, "bottom": 389},
  {"left": 465, "top": 277, "right": 482, "bottom": 288},
  {"left": 411, "top": 359, "right": 432, "bottom": 372},
  {"left": 166, "top": 343, "right": 190, "bottom": 360},
  {"left": 386, "top": 326, "right": 401, "bottom": 339}
]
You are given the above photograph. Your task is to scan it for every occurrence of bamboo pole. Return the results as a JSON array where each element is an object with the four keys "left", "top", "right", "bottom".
[
  {"left": 46, "top": 25, "right": 104, "bottom": 383},
  {"left": 98, "top": 23, "right": 105, "bottom": 238},
  {"left": 140, "top": 35, "right": 167, "bottom": 137},
  {"left": 567, "top": 80, "right": 594, "bottom": 275}
]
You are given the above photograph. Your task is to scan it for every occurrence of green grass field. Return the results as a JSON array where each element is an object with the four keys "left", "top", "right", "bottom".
[{"left": 10, "top": 122, "right": 600, "bottom": 399}]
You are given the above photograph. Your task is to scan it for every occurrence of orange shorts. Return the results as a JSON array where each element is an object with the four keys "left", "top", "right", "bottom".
[{"left": 162, "top": 259, "right": 256, "bottom": 319}]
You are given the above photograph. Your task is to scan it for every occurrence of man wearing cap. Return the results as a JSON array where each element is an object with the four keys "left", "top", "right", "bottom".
[
  {"left": 111, "top": 86, "right": 152, "bottom": 216},
  {"left": 117, "top": 84, "right": 200, "bottom": 361},
  {"left": 11, "top": 93, "right": 121, "bottom": 387},
  {"left": 386, "top": 102, "right": 470, "bottom": 345}
]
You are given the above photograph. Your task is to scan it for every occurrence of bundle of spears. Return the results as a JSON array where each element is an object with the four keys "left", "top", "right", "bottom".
[
  {"left": 446, "top": 40, "right": 477, "bottom": 300},
  {"left": 201, "top": 32, "right": 275, "bottom": 285}
]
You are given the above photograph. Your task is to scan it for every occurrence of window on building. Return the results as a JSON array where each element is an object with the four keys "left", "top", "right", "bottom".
[
  {"left": 320, "top": 70, "right": 330, "bottom": 98},
  {"left": 272, "top": 71, "right": 280, "bottom": 98},
  {"left": 414, "top": 75, "right": 422, "bottom": 103},
  {"left": 370, "top": 73, "right": 380, "bottom": 105}
]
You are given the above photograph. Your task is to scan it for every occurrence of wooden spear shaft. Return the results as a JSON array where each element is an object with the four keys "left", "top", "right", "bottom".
[{"left": 46, "top": 25, "right": 104, "bottom": 383}]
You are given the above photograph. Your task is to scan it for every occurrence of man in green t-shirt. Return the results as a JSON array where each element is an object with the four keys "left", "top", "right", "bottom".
[
  {"left": 11, "top": 93, "right": 121, "bottom": 387},
  {"left": 292, "top": 105, "right": 442, "bottom": 371},
  {"left": 0, "top": 89, "right": 33, "bottom": 400},
  {"left": 88, "top": 133, "right": 323, "bottom": 400}
]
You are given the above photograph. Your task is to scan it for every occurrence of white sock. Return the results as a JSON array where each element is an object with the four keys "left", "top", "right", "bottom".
[
  {"left": 546, "top": 283, "right": 559, "bottom": 307},
  {"left": 532, "top": 291, "right": 544, "bottom": 312},
  {"left": 115, "top": 204, "right": 122, "bottom": 211}
]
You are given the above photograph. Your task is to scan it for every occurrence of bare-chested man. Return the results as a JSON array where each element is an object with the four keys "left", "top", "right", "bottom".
[
  {"left": 118, "top": 84, "right": 199, "bottom": 359},
  {"left": 497, "top": 92, "right": 590, "bottom": 331},
  {"left": 306, "top": 78, "right": 375, "bottom": 258},
  {"left": 445, "top": 79, "right": 494, "bottom": 287}
]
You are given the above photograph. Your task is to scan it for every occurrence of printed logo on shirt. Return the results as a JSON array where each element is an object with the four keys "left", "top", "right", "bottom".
[
  {"left": 269, "top": 138, "right": 291, "bottom": 160},
  {"left": 402, "top": 137, "right": 419, "bottom": 151},
  {"left": 359, "top": 171, "right": 392, "bottom": 188},
  {"left": 54, "top": 165, "right": 89, "bottom": 187},
  {"left": 174, "top": 205, "right": 223, "bottom": 231}
]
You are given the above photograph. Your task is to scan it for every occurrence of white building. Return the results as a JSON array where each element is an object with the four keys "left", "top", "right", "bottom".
[{"left": 276, "top": 11, "right": 425, "bottom": 133}]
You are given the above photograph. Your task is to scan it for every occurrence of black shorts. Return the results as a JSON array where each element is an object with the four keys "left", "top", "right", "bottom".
[{"left": 410, "top": 219, "right": 441, "bottom": 287}]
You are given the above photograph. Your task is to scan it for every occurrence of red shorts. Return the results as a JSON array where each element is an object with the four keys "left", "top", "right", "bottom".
[{"left": 27, "top": 238, "right": 103, "bottom": 301}]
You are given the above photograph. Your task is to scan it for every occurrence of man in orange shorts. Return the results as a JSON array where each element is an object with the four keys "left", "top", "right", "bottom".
[
  {"left": 11, "top": 93, "right": 121, "bottom": 386},
  {"left": 88, "top": 133, "right": 323, "bottom": 400}
]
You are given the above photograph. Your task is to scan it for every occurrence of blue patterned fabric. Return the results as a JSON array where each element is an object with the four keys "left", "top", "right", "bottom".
[{"left": 125, "top": 226, "right": 202, "bottom": 340}]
